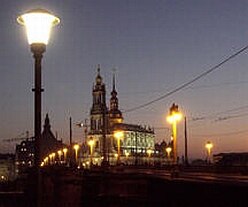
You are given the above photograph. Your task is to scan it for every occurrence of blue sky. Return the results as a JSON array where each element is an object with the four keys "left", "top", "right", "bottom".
[{"left": 0, "top": 0, "right": 248, "bottom": 158}]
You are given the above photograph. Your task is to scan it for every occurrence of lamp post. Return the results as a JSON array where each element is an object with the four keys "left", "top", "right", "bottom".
[
  {"left": 52, "top": 152, "right": 56, "bottom": 164},
  {"left": 57, "top": 150, "right": 62, "bottom": 164},
  {"left": 166, "top": 146, "right": 172, "bottom": 164},
  {"left": 44, "top": 157, "right": 48, "bottom": 166},
  {"left": 73, "top": 144, "right": 80, "bottom": 165},
  {"left": 205, "top": 141, "right": 213, "bottom": 164},
  {"left": 88, "top": 138, "right": 95, "bottom": 165},
  {"left": 49, "top": 153, "right": 53, "bottom": 165},
  {"left": 147, "top": 149, "right": 152, "bottom": 165},
  {"left": 63, "top": 148, "right": 68, "bottom": 164},
  {"left": 114, "top": 131, "right": 124, "bottom": 165},
  {"left": 17, "top": 9, "right": 60, "bottom": 170},
  {"left": 167, "top": 103, "right": 182, "bottom": 165},
  {"left": 125, "top": 151, "right": 130, "bottom": 165}
]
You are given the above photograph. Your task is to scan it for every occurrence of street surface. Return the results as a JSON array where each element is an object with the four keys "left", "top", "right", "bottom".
[{"left": 118, "top": 167, "right": 248, "bottom": 185}]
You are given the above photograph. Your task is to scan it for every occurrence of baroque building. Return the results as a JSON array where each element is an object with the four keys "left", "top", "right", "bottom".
[{"left": 86, "top": 66, "right": 155, "bottom": 165}]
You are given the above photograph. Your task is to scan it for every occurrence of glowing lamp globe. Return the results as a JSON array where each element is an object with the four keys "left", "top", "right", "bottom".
[
  {"left": 17, "top": 9, "right": 60, "bottom": 45},
  {"left": 114, "top": 131, "right": 124, "bottom": 140},
  {"left": 88, "top": 139, "right": 95, "bottom": 147},
  {"left": 167, "top": 112, "right": 182, "bottom": 123}
]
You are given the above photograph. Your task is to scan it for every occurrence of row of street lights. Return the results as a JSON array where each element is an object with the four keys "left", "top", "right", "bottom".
[{"left": 40, "top": 140, "right": 97, "bottom": 167}]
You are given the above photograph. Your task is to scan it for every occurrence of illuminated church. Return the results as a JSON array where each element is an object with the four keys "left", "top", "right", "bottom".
[{"left": 86, "top": 65, "right": 155, "bottom": 165}]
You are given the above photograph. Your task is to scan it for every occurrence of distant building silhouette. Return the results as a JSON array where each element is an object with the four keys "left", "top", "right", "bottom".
[
  {"left": 15, "top": 114, "right": 64, "bottom": 176},
  {"left": 40, "top": 114, "right": 64, "bottom": 159},
  {"left": 214, "top": 152, "right": 248, "bottom": 166}
]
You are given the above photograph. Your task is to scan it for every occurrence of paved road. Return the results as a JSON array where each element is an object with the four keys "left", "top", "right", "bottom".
[{"left": 119, "top": 167, "right": 248, "bottom": 185}]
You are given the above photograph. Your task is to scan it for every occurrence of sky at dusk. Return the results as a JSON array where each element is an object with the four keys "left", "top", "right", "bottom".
[{"left": 0, "top": 0, "right": 248, "bottom": 159}]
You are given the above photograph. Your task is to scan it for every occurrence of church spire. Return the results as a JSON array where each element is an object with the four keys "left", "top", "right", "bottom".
[
  {"left": 96, "top": 64, "right": 103, "bottom": 85},
  {"left": 109, "top": 69, "right": 123, "bottom": 125},
  {"left": 97, "top": 64, "right": 100, "bottom": 75},
  {"left": 44, "top": 113, "right": 51, "bottom": 130},
  {"left": 111, "top": 68, "right": 117, "bottom": 97},
  {"left": 112, "top": 68, "right": 116, "bottom": 92}
]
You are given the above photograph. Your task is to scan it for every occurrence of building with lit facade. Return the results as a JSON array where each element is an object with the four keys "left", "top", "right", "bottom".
[{"left": 86, "top": 66, "right": 155, "bottom": 165}]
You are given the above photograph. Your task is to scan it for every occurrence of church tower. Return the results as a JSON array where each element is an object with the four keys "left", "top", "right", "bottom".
[
  {"left": 109, "top": 70, "right": 123, "bottom": 127},
  {"left": 89, "top": 65, "right": 108, "bottom": 135}
]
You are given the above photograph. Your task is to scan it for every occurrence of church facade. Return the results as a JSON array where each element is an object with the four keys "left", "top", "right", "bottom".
[{"left": 86, "top": 66, "right": 155, "bottom": 165}]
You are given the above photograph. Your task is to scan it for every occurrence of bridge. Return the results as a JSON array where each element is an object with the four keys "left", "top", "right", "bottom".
[{"left": 1, "top": 165, "right": 247, "bottom": 207}]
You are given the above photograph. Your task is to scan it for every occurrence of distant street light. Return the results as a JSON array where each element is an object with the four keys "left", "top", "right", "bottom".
[
  {"left": 147, "top": 149, "right": 152, "bottom": 165},
  {"left": 205, "top": 141, "right": 213, "bottom": 164},
  {"left": 57, "top": 150, "right": 62, "bottom": 163},
  {"left": 63, "top": 148, "right": 68, "bottom": 163},
  {"left": 88, "top": 138, "right": 95, "bottom": 165},
  {"left": 166, "top": 146, "right": 172, "bottom": 158},
  {"left": 73, "top": 144, "right": 80, "bottom": 164},
  {"left": 125, "top": 151, "right": 130, "bottom": 164},
  {"left": 44, "top": 157, "right": 48, "bottom": 166},
  {"left": 114, "top": 131, "right": 124, "bottom": 165},
  {"left": 147, "top": 149, "right": 152, "bottom": 158},
  {"left": 49, "top": 153, "right": 53, "bottom": 165},
  {"left": 167, "top": 103, "right": 182, "bottom": 164},
  {"left": 166, "top": 146, "right": 172, "bottom": 164},
  {"left": 125, "top": 151, "right": 130, "bottom": 158},
  {"left": 52, "top": 153, "right": 56, "bottom": 164}
]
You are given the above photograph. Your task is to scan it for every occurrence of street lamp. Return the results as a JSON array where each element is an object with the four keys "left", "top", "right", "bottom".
[
  {"left": 17, "top": 9, "right": 59, "bottom": 168},
  {"left": 147, "top": 149, "right": 152, "bottom": 165},
  {"left": 125, "top": 151, "right": 130, "bottom": 165},
  {"left": 166, "top": 146, "right": 172, "bottom": 164},
  {"left": 57, "top": 150, "right": 62, "bottom": 163},
  {"left": 114, "top": 130, "right": 124, "bottom": 165},
  {"left": 52, "top": 152, "right": 56, "bottom": 164},
  {"left": 166, "top": 146, "right": 172, "bottom": 158},
  {"left": 88, "top": 138, "right": 95, "bottom": 165},
  {"left": 205, "top": 141, "right": 213, "bottom": 164},
  {"left": 49, "top": 153, "right": 53, "bottom": 165},
  {"left": 44, "top": 157, "right": 49, "bottom": 166},
  {"left": 73, "top": 144, "right": 80, "bottom": 164},
  {"left": 17, "top": 9, "right": 59, "bottom": 207},
  {"left": 147, "top": 149, "right": 152, "bottom": 158},
  {"left": 63, "top": 148, "right": 68, "bottom": 163},
  {"left": 167, "top": 103, "right": 182, "bottom": 164}
]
